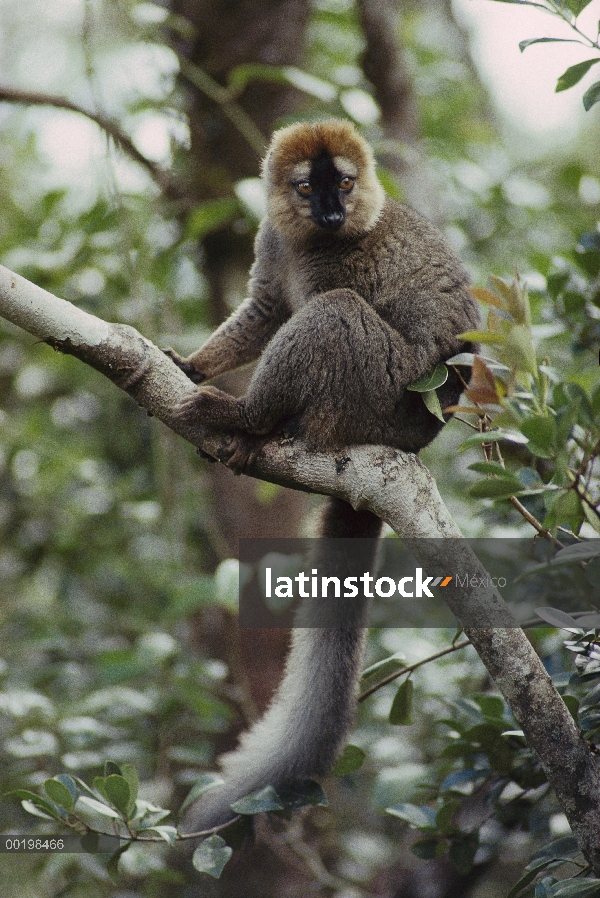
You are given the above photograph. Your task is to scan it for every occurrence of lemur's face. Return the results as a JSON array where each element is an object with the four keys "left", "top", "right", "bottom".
[
  {"left": 290, "top": 149, "right": 356, "bottom": 233},
  {"left": 263, "top": 119, "right": 385, "bottom": 243}
]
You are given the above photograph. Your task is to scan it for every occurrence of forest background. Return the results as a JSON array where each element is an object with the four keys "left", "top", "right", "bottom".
[{"left": 0, "top": 0, "right": 599, "bottom": 895}]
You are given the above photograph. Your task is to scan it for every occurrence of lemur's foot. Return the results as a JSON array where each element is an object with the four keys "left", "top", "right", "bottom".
[
  {"left": 176, "top": 386, "right": 240, "bottom": 428},
  {"left": 220, "top": 433, "right": 269, "bottom": 475},
  {"left": 173, "top": 385, "right": 264, "bottom": 472},
  {"left": 163, "top": 348, "right": 206, "bottom": 384}
]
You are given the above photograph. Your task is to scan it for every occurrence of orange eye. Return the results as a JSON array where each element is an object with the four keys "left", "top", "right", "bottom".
[
  {"left": 296, "top": 181, "right": 312, "bottom": 196},
  {"left": 339, "top": 176, "right": 354, "bottom": 191}
]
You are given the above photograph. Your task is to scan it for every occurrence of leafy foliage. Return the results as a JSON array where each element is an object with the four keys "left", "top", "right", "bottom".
[
  {"left": 498, "top": 0, "right": 600, "bottom": 109},
  {"left": 0, "top": 0, "right": 600, "bottom": 894},
  {"left": 447, "top": 274, "right": 600, "bottom": 537}
]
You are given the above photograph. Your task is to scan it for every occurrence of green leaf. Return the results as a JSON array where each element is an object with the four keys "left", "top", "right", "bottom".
[
  {"left": 180, "top": 774, "right": 224, "bottom": 815},
  {"left": 592, "top": 384, "right": 600, "bottom": 418},
  {"left": 78, "top": 795, "right": 122, "bottom": 819},
  {"left": 458, "top": 429, "right": 529, "bottom": 452},
  {"left": 143, "top": 825, "right": 178, "bottom": 845},
  {"left": 362, "top": 654, "right": 406, "bottom": 683},
  {"left": 228, "top": 63, "right": 288, "bottom": 93},
  {"left": 44, "top": 778, "right": 75, "bottom": 812},
  {"left": 20, "top": 799, "right": 59, "bottom": 821},
  {"left": 186, "top": 198, "right": 239, "bottom": 241},
  {"left": 407, "top": 363, "right": 448, "bottom": 392},
  {"left": 411, "top": 838, "right": 446, "bottom": 859},
  {"left": 554, "top": 542, "right": 600, "bottom": 563},
  {"left": 440, "top": 741, "right": 474, "bottom": 760},
  {"left": 93, "top": 777, "right": 107, "bottom": 799},
  {"left": 527, "top": 836, "right": 580, "bottom": 868},
  {"left": 464, "top": 722, "right": 514, "bottom": 774},
  {"left": 583, "top": 503, "right": 600, "bottom": 535},
  {"left": 583, "top": 80, "right": 600, "bottom": 111},
  {"left": 106, "top": 842, "right": 131, "bottom": 882},
  {"left": 421, "top": 389, "right": 446, "bottom": 422},
  {"left": 55, "top": 775, "right": 79, "bottom": 803},
  {"left": 386, "top": 803, "right": 437, "bottom": 830},
  {"left": 565, "top": 0, "right": 593, "bottom": 16},
  {"left": 520, "top": 37, "right": 581, "bottom": 52},
  {"left": 330, "top": 744, "right": 366, "bottom": 776},
  {"left": 503, "top": 325, "right": 537, "bottom": 376},
  {"left": 556, "top": 58, "right": 600, "bottom": 93},
  {"left": 120, "top": 764, "right": 139, "bottom": 817},
  {"left": 8, "top": 790, "right": 62, "bottom": 821},
  {"left": 104, "top": 761, "right": 121, "bottom": 777},
  {"left": 534, "top": 607, "right": 584, "bottom": 634},
  {"left": 440, "top": 768, "right": 487, "bottom": 793},
  {"left": 104, "top": 775, "right": 131, "bottom": 817},
  {"left": 544, "top": 490, "right": 584, "bottom": 533},
  {"left": 474, "top": 694, "right": 505, "bottom": 720},
  {"left": 449, "top": 832, "right": 479, "bottom": 875},
  {"left": 230, "top": 785, "right": 284, "bottom": 815},
  {"left": 192, "top": 835, "right": 233, "bottom": 879},
  {"left": 389, "top": 678, "right": 414, "bottom": 725},
  {"left": 469, "top": 477, "right": 523, "bottom": 499},
  {"left": 458, "top": 329, "right": 506, "bottom": 345},
  {"left": 585, "top": 555, "right": 600, "bottom": 586},
  {"left": 507, "top": 862, "right": 553, "bottom": 898},
  {"left": 546, "top": 879, "right": 600, "bottom": 897},
  {"left": 72, "top": 776, "right": 105, "bottom": 800},
  {"left": 520, "top": 416, "right": 557, "bottom": 458},
  {"left": 277, "top": 780, "right": 328, "bottom": 810},
  {"left": 468, "top": 461, "right": 515, "bottom": 477},
  {"left": 435, "top": 798, "right": 462, "bottom": 834}
]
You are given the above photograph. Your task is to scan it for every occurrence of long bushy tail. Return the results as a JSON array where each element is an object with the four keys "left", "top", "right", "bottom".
[{"left": 179, "top": 498, "right": 382, "bottom": 833}]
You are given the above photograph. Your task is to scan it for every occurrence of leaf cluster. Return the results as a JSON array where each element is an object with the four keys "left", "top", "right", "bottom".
[
  {"left": 492, "top": 0, "right": 600, "bottom": 110},
  {"left": 450, "top": 275, "right": 600, "bottom": 537}
]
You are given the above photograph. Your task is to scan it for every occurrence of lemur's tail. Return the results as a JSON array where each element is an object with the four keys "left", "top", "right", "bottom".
[{"left": 179, "top": 498, "right": 382, "bottom": 834}]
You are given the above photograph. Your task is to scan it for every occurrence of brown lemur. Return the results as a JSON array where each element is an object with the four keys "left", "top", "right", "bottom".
[{"left": 166, "top": 119, "right": 479, "bottom": 833}]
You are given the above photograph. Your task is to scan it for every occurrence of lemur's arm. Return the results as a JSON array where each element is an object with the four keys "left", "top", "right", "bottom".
[{"left": 166, "top": 225, "right": 289, "bottom": 383}]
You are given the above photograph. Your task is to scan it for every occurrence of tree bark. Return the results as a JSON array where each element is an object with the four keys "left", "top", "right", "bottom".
[
  {"left": 3, "top": 263, "right": 600, "bottom": 872},
  {"left": 164, "top": 0, "right": 312, "bottom": 555},
  {"left": 357, "top": 0, "right": 439, "bottom": 220}
]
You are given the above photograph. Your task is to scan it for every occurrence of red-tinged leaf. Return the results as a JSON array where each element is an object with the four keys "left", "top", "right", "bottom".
[
  {"left": 470, "top": 286, "right": 507, "bottom": 310},
  {"left": 458, "top": 330, "right": 506, "bottom": 345},
  {"left": 465, "top": 387, "right": 502, "bottom": 405},
  {"left": 464, "top": 357, "right": 502, "bottom": 405},
  {"left": 443, "top": 404, "right": 483, "bottom": 416}
]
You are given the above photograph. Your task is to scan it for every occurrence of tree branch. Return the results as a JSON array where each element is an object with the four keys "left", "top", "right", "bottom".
[
  {"left": 0, "top": 86, "right": 182, "bottom": 200},
  {"left": 2, "top": 263, "right": 600, "bottom": 873}
]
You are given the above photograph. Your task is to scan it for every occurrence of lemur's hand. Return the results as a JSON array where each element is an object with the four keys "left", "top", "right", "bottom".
[{"left": 162, "top": 348, "right": 207, "bottom": 384}]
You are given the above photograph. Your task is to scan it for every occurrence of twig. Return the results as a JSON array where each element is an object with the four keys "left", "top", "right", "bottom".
[
  {"left": 0, "top": 86, "right": 181, "bottom": 199},
  {"left": 178, "top": 60, "right": 267, "bottom": 158},
  {"left": 359, "top": 639, "right": 470, "bottom": 702}
]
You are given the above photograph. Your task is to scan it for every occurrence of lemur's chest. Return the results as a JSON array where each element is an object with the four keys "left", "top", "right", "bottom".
[{"left": 283, "top": 242, "right": 383, "bottom": 313}]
